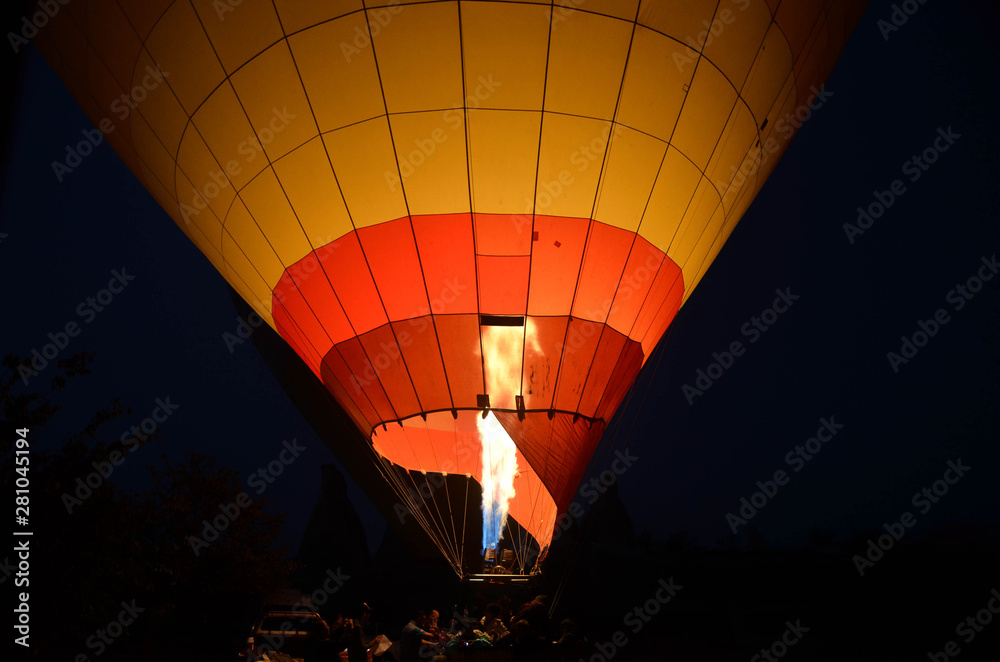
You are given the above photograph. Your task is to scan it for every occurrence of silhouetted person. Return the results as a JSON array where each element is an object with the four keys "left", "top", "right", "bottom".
[
  {"left": 511, "top": 619, "right": 547, "bottom": 657},
  {"left": 305, "top": 619, "right": 342, "bottom": 662},
  {"left": 346, "top": 604, "right": 377, "bottom": 662},
  {"left": 480, "top": 603, "right": 508, "bottom": 642},
  {"left": 512, "top": 594, "right": 550, "bottom": 636}
]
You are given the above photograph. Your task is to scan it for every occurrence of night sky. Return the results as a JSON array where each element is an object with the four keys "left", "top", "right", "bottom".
[{"left": 2, "top": 0, "right": 999, "bottom": 569}]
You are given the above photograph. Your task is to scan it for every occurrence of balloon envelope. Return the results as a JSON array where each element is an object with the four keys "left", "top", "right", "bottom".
[{"left": 35, "top": 0, "right": 868, "bottom": 573}]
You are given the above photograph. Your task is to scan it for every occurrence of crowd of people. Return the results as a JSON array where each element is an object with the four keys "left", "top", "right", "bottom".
[{"left": 294, "top": 595, "right": 587, "bottom": 662}]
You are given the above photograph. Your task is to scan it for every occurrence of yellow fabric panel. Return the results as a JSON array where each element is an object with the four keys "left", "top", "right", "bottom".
[
  {"left": 636, "top": 0, "right": 716, "bottom": 44},
  {"left": 86, "top": 0, "right": 141, "bottom": 90},
  {"left": 175, "top": 168, "right": 226, "bottom": 254},
  {"left": 535, "top": 114, "right": 612, "bottom": 218},
  {"left": 705, "top": 100, "right": 758, "bottom": 198},
  {"left": 137, "top": 160, "right": 176, "bottom": 211},
  {"left": 460, "top": 1, "right": 548, "bottom": 111},
  {"left": 273, "top": 0, "right": 362, "bottom": 34},
  {"left": 594, "top": 125, "right": 666, "bottom": 233},
  {"left": 129, "top": 112, "right": 177, "bottom": 199},
  {"left": 272, "top": 138, "right": 356, "bottom": 246},
  {"left": 238, "top": 168, "right": 315, "bottom": 267},
  {"left": 682, "top": 205, "right": 730, "bottom": 303},
  {"left": 224, "top": 199, "right": 287, "bottom": 288},
  {"left": 226, "top": 269, "right": 275, "bottom": 329},
  {"left": 288, "top": 16, "right": 385, "bottom": 132},
  {"left": 576, "top": 0, "right": 640, "bottom": 21},
  {"left": 176, "top": 125, "right": 237, "bottom": 222},
  {"left": 717, "top": 147, "right": 759, "bottom": 216},
  {"left": 223, "top": 229, "right": 277, "bottom": 316},
  {"left": 638, "top": 147, "right": 701, "bottom": 253},
  {"left": 702, "top": 0, "right": 773, "bottom": 89},
  {"left": 740, "top": 22, "right": 793, "bottom": 123},
  {"left": 131, "top": 49, "right": 188, "bottom": 157},
  {"left": 545, "top": 9, "right": 632, "bottom": 120},
  {"left": 617, "top": 26, "right": 693, "bottom": 143},
  {"left": 143, "top": 1, "right": 226, "bottom": 115},
  {"left": 794, "top": 17, "right": 831, "bottom": 85},
  {"left": 671, "top": 60, "right": 736, "bottom": 172},
  {"left": 467, "top": 109, "right": 542, "bottom": 215},
  {"left": 759, "top": 72, "right": 796, "bottom": 150},
  {"left": 191, "top": 0, "right": 283, "bottom": 74},
  {"left": 682, "top": 203, "right": 726, "bottom": 278},
  {"left": 192, "top": 83, "right": 266, "bottom": 191},
  {"left": 389, "top": 110, "right": 471, "bottom": 216},
  {"left": 118, "top": 0, "right": 173, "bottom": 41},
  {"left": 229, "top": 42, "right": 315, "bottom": 161},
  {"left": 775, "top": 0, "right": 823, "bottom": 62},
  {"left": 322, "top": 117, "right": 408, "bottom": 228},
  {"left": 371, "top": 2, "right": 464, "bottom": 113},
  {"left": 667, "top": 176, "right": 721, "bottom": 267},
  {"left": 185, "top": 218, "right": 227, "bottom": 274},
  {"left": 86, "top": 48, "right": 128, "bottom": 136}
]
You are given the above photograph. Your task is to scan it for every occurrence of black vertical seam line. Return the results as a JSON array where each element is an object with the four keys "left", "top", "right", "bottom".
[
  {"left": 517, "top": 0, "right": 556, "bottom": 404},
  {"left": 271, "top": 8, "right": 408, "bottom": 429},
  {"left": 451, "top": 0, "right": 476, "bottom": 556},
  {"left": 185, "top": 6, "right": 367, "bottom": 422},
  {"left": 560, "top": 1, "right": 642, "bottom": 421},
  {"left": 71, "top": 2, "right": 187, "bottom": 210},
  {"left": 582, "top": 0, "right": 713, "bottom": 481},
  {"left": 363, "top": 2, "right": 456, "bottom": 469},
  {"left": 187, "top": 6, "right": 342, "bottom": 374},
  {"left": 455, "top": 0, "right": 488, "bottom": 401},
  {"left": 505, "top": 0, "right": 557, "bottom": 525},
  {"left": 521, "top": 0, "right": 564, "bottom": 420},
  {"left": 111, "top": 0, "right": 190, "bottom": 209},
  {"left": 687, "top": 3, "right": 832, "bottom": 286},
  {"left": 315, "top": 343, "right": 382, "bottom": 434},
  {"left": 267, "top": 4, "right": 402, "bottom": 416},
  {"left": 579, "top": 328, "right": 632, "bottom": 422},
  {"left": 569, "top": 2, "right": 720, "bottom": 394},
  {"left": 178, "top": 3, "right": 308, "bottom": 328}
]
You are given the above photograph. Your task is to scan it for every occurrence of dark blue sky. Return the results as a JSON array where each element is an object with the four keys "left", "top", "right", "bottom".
[{"left": 2, "top": 0, "right": 998, "bottom": 560}]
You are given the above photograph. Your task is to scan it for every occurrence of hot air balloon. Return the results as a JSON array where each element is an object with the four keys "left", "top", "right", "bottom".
[{"left": 35, "top": 0, "right": 868, "bottom": 577}]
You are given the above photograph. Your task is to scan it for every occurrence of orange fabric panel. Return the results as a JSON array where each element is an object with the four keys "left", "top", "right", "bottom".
[
  {"left": 641, "top": 275, "right": 686, "bottom": 360},
  {"left": 775, "top": 0, "right": 824, "bottom": 63},
  {"left": 522, "top": 316, "right": 570, "bottom": 411},
  {"left": 433, "top": 314, "right": 483, "bottom": 408},
  {"left": 85, "top": 52, "right": 131, "bottom": 143},
  {"left": 411, "top": 214, "right": 478, "bottom": 314},
  {"left": 371, "top": 411, "right": 558, "bottom": 550},
  {"left": 358, "top": 217, "right": 430, "bottom": 321},
  {"left": 118, "top": 0, "right": 173, "bottom": 40},
  {"left": 321, "top": 347, "right": 378, "bottom": 433},
  {"left": 553, "top": 318, "right": 603, "bottom": 412},
  {"left": 495, "top": 411, "right": 605, "bottom": 513},
  {"left": 271, "top": 273, "right": 334, "bottom": 361},
  {"left": 595, "top": 340, "right": 644, "bottom": 422},
  {"left": 474, "top": 213, "right": 531, "bottom": 255},
  {"left": 87, "top": 0, "right": 142, "bottom": 91},
  {"left": 282, "top": 251, "right": 355, "bottom": 345},
  {"left": 391, "top": 320, "right": 453, "bottom": 413},
  {"left": 272, "top": 301, "right": 322, "bottom": 378},
  {"left": 606, "top": 236, "right": 666, "bottom": 333},
  {"left": 632, "top": 254, "right": 684, "bottom": 343},
  {"left": 572, "top": 222, "right": 634, "bottom": 323},
  {"left": 477, "top": 255, "right": 530, "bottom": 315},
  {"left": 358, "top": 325, "right": 422, "bottom": 422},
  {"left": 337, "top": 337, "right": 398, "bottom": 424},
  {"left": 527, "top": 216, "right": 589, "bottom": 317},
  {"left": 577, "top": 329, "right": 628, "bottom": 419},
  {"left": 319, "top": 232, "right": 388, "bottom": 335}
]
